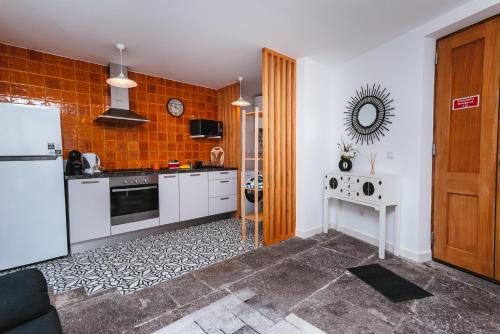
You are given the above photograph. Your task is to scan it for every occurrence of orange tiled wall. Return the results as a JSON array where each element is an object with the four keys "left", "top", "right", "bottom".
[{"left": 0, "top": 43, "right": 220, "bottom": 169}]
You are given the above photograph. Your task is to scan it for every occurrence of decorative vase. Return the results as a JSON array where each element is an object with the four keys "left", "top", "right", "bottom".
[{"left": 339, "top": 158, "right": 352, "bottom": 172}]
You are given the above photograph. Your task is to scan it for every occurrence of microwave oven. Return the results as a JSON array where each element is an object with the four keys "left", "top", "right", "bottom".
[{"left": 189, "top": 119, "right": 223, "bottom": 138}]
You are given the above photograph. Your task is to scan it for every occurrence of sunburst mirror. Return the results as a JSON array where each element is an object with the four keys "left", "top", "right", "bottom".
[{"left": 344, "top": 84, "right": 395, "bottom": 145}]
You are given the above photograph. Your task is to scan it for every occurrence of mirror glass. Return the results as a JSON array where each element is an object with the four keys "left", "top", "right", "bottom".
[{"left": 358, "top": 103, "right": 377, "bottom": 127}]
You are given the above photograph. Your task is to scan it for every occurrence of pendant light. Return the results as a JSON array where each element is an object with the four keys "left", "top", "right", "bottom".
[
  {"left": 231, "top": 77, "right": 250, "bottom": 107},
  {"left": 106, "top": 44, "right": 137, "bottom": 89}
]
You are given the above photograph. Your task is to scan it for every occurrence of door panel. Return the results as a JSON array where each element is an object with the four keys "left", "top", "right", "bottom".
[
  {"left": 159, "top": 174, "right": 180, "bottom": 225},
  {"left": 448, "top": 39, "right": 484, "bottom": 173},
  {"left": 68, "top": 178, "right": 110, "bottom": 243},
  {"left": 433, "top": 17, "right": 499, "bottom": 278},
  {"left": 179, "top": 172, "right": 208, "bottom": 221},
  {"left": 0, "top": 103, "right": 61, "bottom": 156},
  {"left": 0, "top": 158, "right": 67, "bottom": 270},
  {"left": 447, "top": 193, "right": 478, "bottom": 253}
]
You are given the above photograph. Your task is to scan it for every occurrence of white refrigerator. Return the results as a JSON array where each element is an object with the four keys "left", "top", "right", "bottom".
[{"left": 0, "top": 103, "right": 68, "bottom": 271}]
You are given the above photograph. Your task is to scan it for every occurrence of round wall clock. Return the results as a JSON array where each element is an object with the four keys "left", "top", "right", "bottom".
[
  {"left": 344, "top": 84, "right": 395, "bottom": 145},
  {"left": 167, "top": 98, "right": 184, "bottom": 117}
]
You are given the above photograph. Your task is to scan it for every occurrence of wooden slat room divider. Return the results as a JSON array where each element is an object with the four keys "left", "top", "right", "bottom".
[
  {"left": 262, "top": 48, "right": 296, "bottom": 245},
  {"left": 217, "top": 83, "right": 241, "bottom": 213}
]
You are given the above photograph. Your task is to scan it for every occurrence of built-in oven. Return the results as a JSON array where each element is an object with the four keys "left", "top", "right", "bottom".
[{"left": 109, "top": 174, "right": 159, "bottom": 226}]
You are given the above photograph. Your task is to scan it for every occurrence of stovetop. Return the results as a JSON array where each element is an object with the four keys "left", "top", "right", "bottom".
[{"left": 104, "top": 168, "right": 154, "bottom": 174}]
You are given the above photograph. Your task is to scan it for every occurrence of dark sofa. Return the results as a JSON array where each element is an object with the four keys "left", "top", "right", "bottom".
[{"left": 0, "top": 268, "right": 63, "bottom": 334}]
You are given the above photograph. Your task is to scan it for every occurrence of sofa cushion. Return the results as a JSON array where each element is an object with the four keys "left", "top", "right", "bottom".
[
  {"left": 0, "top": 269, "right": 51, "bottom": 332},
  {"left": 4, "top": 306, "right": 63, "bottom": 334}
]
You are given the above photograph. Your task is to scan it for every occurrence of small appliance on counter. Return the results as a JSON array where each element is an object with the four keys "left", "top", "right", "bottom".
[
  {"left": 82, "top": 153, "right": 102, "bottom": 174},
  {"left": 168, "top": 160, "right": 180, "bottom": 169},
  {"left": 65, "top": 150, "right": 83, "bottom": 175},
  {"left": 210, "top": 147, "right": 224, "bottom": 166}
]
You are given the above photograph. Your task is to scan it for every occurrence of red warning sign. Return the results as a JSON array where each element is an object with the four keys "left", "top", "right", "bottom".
[{"left": 452, "top": 95, "right": 480, "bottom": 110}]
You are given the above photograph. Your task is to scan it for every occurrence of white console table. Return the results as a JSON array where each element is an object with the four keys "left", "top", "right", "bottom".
[{"left": 323, "top": 172, "right": 400, "bottom": 259}]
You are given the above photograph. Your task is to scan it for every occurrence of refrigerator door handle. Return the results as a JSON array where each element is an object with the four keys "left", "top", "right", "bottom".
[{"left": 0, "top": 155, "right": 59, "bottom": 161}]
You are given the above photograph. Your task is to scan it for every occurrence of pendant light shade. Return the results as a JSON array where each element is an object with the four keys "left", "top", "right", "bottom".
[
  {"left": 106, "top": 44, "right": 137, "bottom": 89},
  {"left": 231, "top": 77, "right": 250, "bottom": 107}
]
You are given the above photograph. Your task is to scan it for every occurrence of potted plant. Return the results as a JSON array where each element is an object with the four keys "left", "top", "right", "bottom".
[{"left": 337, "top": 139, "right": 357, "bottom": 172}]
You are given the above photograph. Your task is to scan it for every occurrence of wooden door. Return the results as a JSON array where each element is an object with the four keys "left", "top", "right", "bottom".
[
  {"left": 433, "top": 17, "right": 499, "bottom": 278},
  {"left": 262, "top": 48, "right": 296, "bottom": 245}
]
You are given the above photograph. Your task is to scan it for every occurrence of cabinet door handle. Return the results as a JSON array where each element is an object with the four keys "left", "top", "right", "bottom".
[
  {"left": 220, "top": 180, "right": 230, "bottom": 183},
  {"left": 190, "top": 173, "right": 201, "bottom": 176},
  {"left": 220, "top": 197, "right": 230, "bottom": 200},
  {"left": 163, "top": 175, "right": 176, "bottom": 178},
  {"left": 219, "top": 171, "right": 229, "bottom": 174},
  {"left": 81, "top": 180, "right": 99, "bottom": 184}
]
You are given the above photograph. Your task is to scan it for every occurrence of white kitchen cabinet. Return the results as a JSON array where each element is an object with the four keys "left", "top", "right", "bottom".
[
  {"left": 179, "top": 172, "right": 209, "bottom": 221},
  {"left": 208, "top": 170, "right": 237, "bottom": 180},
  {"left": 209, "top": 195, "right": 237, "bottom": 215},
  {"left": 208, "top": 171, "right": 237, "bottom": 215},
  {"left": 209, "top": 178, "right": 237, "bottom": 197},
  {"left": 159, "top": 174, "right": 180, "bottom": 225},
  {"left": 68, "top": 178, "right": 110, "bottom": 243}
]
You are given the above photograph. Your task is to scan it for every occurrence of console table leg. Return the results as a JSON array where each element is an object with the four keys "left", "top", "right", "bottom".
[
  {"left": 378, "top": 206, "right": 386, "bottom": 259},
  {"left": 323, "top": 197, "right": 329, "bottom": 233},
  {"left": 394, "top": 205, "right": 401, "bottom": 256}
]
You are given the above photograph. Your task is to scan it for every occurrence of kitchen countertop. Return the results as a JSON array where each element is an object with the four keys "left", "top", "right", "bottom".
[{"left": 65, "top": 167, "right": 238, "bottom": 180}]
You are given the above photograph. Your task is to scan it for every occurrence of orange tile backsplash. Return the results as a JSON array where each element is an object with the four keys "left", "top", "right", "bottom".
[{"left": 0, "top": 43, "right": 221, "bottom": 169}]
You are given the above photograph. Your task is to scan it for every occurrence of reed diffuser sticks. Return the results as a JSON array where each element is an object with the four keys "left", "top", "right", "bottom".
[{"left": 367, "top": 153, "right": 377, "bottom": 174}]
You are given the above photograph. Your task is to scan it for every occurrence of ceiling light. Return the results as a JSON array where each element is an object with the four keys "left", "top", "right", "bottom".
[
  {"left": 231, "top": 77, "right": 250, "bottom": 107},
  {"left": 106, "top": 44, "right": 137, "bottom": 89}
]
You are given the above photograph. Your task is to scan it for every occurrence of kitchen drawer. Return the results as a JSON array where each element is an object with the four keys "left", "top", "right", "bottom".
[
  {"left": 209, "top": 178, "right": 237, "bottom": 197},
  {"left": 209, "top": 195, "right": 237, "bottom": 215},
  {"left": 208, "top": 170, "right": 237, "bottom": 180},
  {"left": 339, "top": 174, "right": 358, "bottom": 184}
]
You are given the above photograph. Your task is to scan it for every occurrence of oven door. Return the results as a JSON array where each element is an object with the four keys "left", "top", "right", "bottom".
[{"left": 110, "top": 184, "right": 159, "bottom": 225}]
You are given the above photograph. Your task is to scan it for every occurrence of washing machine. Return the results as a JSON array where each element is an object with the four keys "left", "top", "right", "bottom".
[{"left": 244, "top": 171, "right": 263, "bottom": 213}]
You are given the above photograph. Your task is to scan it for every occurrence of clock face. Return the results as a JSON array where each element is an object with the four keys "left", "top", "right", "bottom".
[{"left": 167, "top": 98, "right": 184, "bottom": 117}]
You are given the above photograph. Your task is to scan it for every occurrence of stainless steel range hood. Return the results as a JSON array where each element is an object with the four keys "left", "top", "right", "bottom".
[{"left": 95, "top": 63, "right": 149, "bottom": 125}]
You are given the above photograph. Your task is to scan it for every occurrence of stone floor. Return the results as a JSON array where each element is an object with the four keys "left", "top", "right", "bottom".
[
  {"left": 52, "top": 229, "right": 500, "bottom": 334},
  {"left": 154, "top": 289, "right": 326, "bottom": 334}
]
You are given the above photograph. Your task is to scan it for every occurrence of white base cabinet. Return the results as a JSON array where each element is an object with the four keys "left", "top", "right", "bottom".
[
  {"left": 68, "top": 178, "right": 110, "bottom": 243},
  {"left": 67, "top": 170, "right": 237, "bottom": 246},
  {"left": 209, "top": 195, "right": 237, "bottom": 215},
  {"left": 179, "top": 172, "right": 209, "bottom": 221},
  {"left": 209, "top": 171, "right": 237, "bottom": 215},
  {"left": 159, "top": 174, "right": 180, "bottom": 225}
]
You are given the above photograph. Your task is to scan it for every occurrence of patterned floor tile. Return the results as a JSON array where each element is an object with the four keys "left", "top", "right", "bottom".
[{"left": 4, "top": 218, "right": 261, "bottom": 295}]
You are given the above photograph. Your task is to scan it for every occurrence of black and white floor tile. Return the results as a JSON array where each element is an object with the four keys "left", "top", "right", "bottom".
[{"left": 10, "top": 219, "right": 261, "bottom": 295}]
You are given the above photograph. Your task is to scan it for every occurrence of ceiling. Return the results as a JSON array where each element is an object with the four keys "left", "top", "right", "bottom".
[{"left": 0, "top": 0, "right": 470, "bottom": 97}]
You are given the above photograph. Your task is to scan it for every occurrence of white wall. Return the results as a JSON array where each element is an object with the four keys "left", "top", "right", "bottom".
[
  {"left": 296, "top": 0, "right": 500, "bottom": 261},
  {"left": 296, "top": 57, "right": 335, "bottom": 237},
  {"left": 330, "top": 32, "right": 433, "bottom": 261}
]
